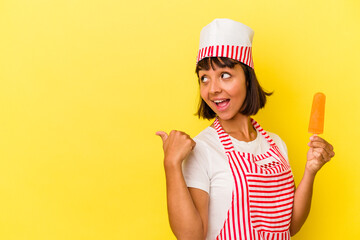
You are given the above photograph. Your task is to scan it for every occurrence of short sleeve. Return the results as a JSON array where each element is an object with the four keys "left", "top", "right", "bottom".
[{"left": 182, "top": 139, "right": 211, "bottom": 193}]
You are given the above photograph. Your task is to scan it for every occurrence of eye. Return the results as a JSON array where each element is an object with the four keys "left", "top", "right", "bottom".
[
  {"left": 221, "top": 72, "right": 231, "bottom": 79},
  {"left": 200, "top": 75, "right": 208, "bottom": 83}
]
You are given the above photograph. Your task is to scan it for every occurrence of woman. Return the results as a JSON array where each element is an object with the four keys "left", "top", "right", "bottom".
[{"left": 156, "top": 18, "right": 334, "bottom": 240}]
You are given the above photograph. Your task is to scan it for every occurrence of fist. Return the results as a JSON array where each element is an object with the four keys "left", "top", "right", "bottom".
[
  {"left": 306, "top": 135, "right": 335, "bottom": 175},
  {"left": 156, "top": 130, "right": 196, "bottom": 168}
]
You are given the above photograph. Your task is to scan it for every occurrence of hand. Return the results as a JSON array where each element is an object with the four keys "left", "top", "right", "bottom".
[
  {"left": 156, "top": 130, "right": 196, "bottom": 168},
  {"left": 306, "top": 135, "right": 335, "bottom": 175}
]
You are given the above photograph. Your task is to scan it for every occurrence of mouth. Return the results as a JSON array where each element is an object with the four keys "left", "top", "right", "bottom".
[{"left": 213, "top": 99, "right": 230, "bottom": 111}]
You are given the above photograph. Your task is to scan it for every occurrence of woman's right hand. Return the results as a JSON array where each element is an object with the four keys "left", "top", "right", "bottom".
[{"left": 156, "top": 130, "right": 196, "bottom": 168}]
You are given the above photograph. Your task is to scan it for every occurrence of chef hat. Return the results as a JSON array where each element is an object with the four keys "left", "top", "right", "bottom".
[{"left": 196, "top": 18, "right": 255, "bottom": 69}]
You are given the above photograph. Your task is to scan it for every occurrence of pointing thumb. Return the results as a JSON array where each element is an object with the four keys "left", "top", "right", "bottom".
[{"left": 156, "top": 131, "right": 168, "bottom": 143}]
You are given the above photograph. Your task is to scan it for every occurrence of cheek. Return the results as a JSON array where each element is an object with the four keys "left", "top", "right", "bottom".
[{"left": 229, "top": 85, "right": 247, "bottom": 101}]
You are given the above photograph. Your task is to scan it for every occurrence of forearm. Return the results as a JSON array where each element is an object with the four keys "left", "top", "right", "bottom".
[
  {"left": 290, "top": 170, "right": 316, "bottom": 236},
  {"left": 165, "top": 160, "right": 204, "bottom": 240}
]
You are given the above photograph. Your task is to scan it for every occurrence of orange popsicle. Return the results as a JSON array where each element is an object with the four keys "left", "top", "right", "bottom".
[{"left": 308, "top": 92, "right": 326, "bottom": 134}]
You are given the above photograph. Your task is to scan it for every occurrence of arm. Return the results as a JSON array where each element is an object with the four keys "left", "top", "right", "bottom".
[
  {"left": 165, "top": 162, "right": 208, "bottom": 239},
  {"left": 289, "top": 169, "right": 315, "bottom": 236},
  {"left": 289, "top": 135, "right": 335, "bottom": 236},
  {"left": 157, "top": 130, "right": 209, "bottom": 240},
  {"left": 189, "top": 187, "right": 209, "bottom": 238}
]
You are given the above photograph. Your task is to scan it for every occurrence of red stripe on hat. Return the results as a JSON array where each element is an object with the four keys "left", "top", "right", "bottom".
[
  {"left": 250, "top": 48, "right": 253, "bottom": 68},
  {"left": 247, "top": 47, "right": 251, "bottom": 66},
  {"left": 249, "top": 47, "right": 252, "bottom": 67},
  {"left": 240, "top": 46, "right": 244, "bottom": 63},
  {"left": 235, "top": 46, "right": 239, "bottom": 60},
  {"left": 205, "top": 46, "right": 209, "bottom": 58},
  {"left": 249, "top": 47, "right": 253, "bottom": 68},
  {"left": 226, "top": 45, "right": 229, "bottom": 58},
  {"left": 243, "top": 47, "right": 248, "bottom": 65},
  {"left": 245, "top": 47, "right": 249, "bottom": 66},
  {"left": 231, "top": 46, "right": 234, "bottom": 59},
  {"left": 244, "top": 47, "right": 248, "bottom": 66},
  {"left": 221, "top": 45, "right": 224, "bottom": 57},
  {"left": 216, "top": 45, "right": 219, "bottom": 57}
]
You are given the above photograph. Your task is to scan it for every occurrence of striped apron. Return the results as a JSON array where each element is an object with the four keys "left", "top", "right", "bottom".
[{"left": 214, "top": 118, "right": 295, "bottom": 240}]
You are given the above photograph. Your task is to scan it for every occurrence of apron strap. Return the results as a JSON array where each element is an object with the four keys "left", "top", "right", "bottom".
[
  {"left": 251, "top": 119, "right": 290, "bottom": 168},
  {"left": 213, "top": 118, "right": 235, "bottom": 152},
  {"left": 250, "top": 118, "right": 276, "bottom": 147},
  {"left": 214, "top": 117, "right": 277, "bottom": 153}
]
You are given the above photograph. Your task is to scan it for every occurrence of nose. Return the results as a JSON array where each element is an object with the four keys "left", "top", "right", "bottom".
[{"left": 209, "top": 79, "right": 221, "bottom": 94}]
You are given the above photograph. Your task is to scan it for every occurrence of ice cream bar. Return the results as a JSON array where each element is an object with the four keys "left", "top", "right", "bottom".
[{"left": 308, "top": 92, "right": 326, "bottom": 134}]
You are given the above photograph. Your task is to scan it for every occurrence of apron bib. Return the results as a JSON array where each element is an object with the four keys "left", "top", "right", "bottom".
[{"left": 214, "top": 118, "right": 295, "bottom": 240}]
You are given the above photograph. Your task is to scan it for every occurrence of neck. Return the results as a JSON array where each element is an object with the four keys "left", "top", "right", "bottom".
[{"left": 214, "top": 114, "right": 257, "bottom": 142}]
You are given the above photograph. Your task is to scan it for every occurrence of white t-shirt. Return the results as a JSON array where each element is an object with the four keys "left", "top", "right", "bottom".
[{"left": 182, "top": 126, "right": 289, "bottom": 240}]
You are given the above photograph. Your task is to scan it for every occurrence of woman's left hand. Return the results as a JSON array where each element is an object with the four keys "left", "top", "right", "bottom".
[{"left": 306, "top": 135, "right": 335, "bottom": 175}]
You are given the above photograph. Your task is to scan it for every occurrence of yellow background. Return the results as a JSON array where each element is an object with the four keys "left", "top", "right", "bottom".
[{"left": 1, "top": 0, "right": 359, "bottom": 239}]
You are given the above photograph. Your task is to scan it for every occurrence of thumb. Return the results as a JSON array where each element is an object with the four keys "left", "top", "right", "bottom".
[{"left": 156, "top": 131, "right": 168, "bottom": 143}]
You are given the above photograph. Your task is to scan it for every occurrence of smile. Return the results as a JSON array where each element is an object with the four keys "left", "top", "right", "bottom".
[{"left": 213, "top": 99, "right": 230, "bottom": 111}]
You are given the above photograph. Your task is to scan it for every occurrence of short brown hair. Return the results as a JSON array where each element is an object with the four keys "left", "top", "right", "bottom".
[{"left": 195, "top": 57, "right": 272, "bottom": 119}]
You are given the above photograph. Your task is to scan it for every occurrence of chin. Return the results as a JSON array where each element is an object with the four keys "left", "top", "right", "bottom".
[
  {"left": 216, "top": 112, "right": 245, "bottom": 121},
  {"left": 216, "top": 113, "right": 236, "bottom": 121}
]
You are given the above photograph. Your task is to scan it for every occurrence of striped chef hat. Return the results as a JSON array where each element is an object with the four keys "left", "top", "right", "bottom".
[{"left": 196, "top": 18, "right": 255, "bottom": 69}]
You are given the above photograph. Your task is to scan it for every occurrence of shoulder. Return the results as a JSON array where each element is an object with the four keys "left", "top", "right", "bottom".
[
  {"left": 183, "top": 126, "right": 224, "bottom": 171},
  {"left": 194, "top": 126, "right": 217, "bottom": 141},
  {"left": 266, "top": 131, "right": 289, "bottom": 159},
  {"left": 193, "top": 127, "right": 220, "bottom": 150},
  {"left": 184, "top": 127, "right": 216, "bottom": 162},
  {"left": 267, "top": 131, "right": 286, "bottom": 146}
]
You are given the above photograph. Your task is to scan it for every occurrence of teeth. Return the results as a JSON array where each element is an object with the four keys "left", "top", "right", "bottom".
[{"left": 214, "top": 99, "right": 227, "bottom": 103}]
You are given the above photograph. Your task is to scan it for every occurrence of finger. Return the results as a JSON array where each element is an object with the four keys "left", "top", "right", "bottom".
[
  {"left": 312, "top": 148, "right": 331, "bottom": 162},
  {"left": 312, "top": 149, "right": 322, "bottom": 159},
  {"left": 309, "top": 135, "right": 334, "bottom": 154},
  {"left": 155, "top": 131, "right": 168, "bottom": 143},
  {"left": 310, "top": 135, "right": 333, "bottom": 151},
  {"left": 308, "top": 141, "right": 334, "bottom": 155}
]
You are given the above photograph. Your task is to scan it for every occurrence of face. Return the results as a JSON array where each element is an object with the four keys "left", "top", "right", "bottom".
[{"left": 199, "top": 63, "right": 247, "bottom": 121}]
